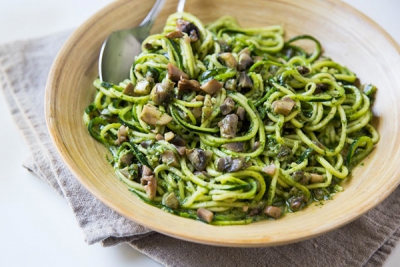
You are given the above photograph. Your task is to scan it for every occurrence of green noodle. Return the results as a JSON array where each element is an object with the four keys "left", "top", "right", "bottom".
[{"left": 83, "top": 12, "right": 379, "bottom": 224}]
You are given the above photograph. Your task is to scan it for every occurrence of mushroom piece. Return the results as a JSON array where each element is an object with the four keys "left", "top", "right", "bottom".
[
  {"left": 122, "top": 83, "right": 135, "bottom": 96},
  {"left": 167, "top": 63, "right": 189, "bottom": 82},
  {"left": 262, "top": 164, "right": 276, "bottom": 176},
  {"left": 297, "top": 66, "right": 310, "bottom": 75},
  {"left": 178, "top": 77, "right": 201, "bottom": 92},
  {"left": 155, "top": 134, "right": 164, "bottom": 141},
  {"left": 200, "top": 79, "right": 222, "bottom": 95},
  {"left": 161, "top": 150, "right": 180, "bottom": 168},
  {"left": 186, "top": 148, "right": 212, "bottom": 171},
  {"left": 217, "top": 39, "right": 232, "bottom": 52},
  {"left": 150, "top": 79, "right": 174, "bottom": 105},
  {"left": 140, "top": 104, "right": 173, "bottom": 126},
  {"left": 119, "top": 153, "right": 134, "bottom": 166},
  {"left": 263, "top": 206, "right": 282, "bottom": 219},
  {"left": 142, "top": 165, "right": 153, "bottom": 177},
  {"left": 310, "top": 173, "right": 324, "bottom": 183},
  {"left": 176, "top": 19, "right": 199, "bottom": 42},
  {"left": 238, "top": 48, "right": 254, "bottom": 71},
  {"left": 115, "top": 125, "right": 129, "bottom": 145},
  {"left": 219, "top": 52, "right": 237, "bottom": 69},
  {"left": 226, "top": 157, "right": 246, "bottom": 172},
  {"left": 197, "top": 208, "right": 214, "bottom": 223},
  {"left": 162, "top": 192, "right": 180, "bottom": 209},
  {"left": 289, "top": 196, "right": 305, "bottom": 211},
  {"left": 218, "top": 114, "right": 239, "bottom": 139},
  {"left": 141, "top": 175, "right": 157, "bottom": 200},
  {"left": 170, "top": 134, "right": 186, "bottom": 147},
  {"left": 164, "top": 131, "right": 175, "bottom": 142},
  {"left": 134, "top": 79, "right": 151, "bottom": 95},
  {"left": 165, "top": 30, "right": 184, "bottom": 39},
  {"left": 277, "top": 145, "right": 292, "bottom": 159},
  {"left": 292, "top": 171, "right": 310, "bottom": 185},
  {"left": 224, "top": 79, "right": 237, "bottom": 91},
  {"left": 173, "top": 145, "right": 186, "bottom": 156},
  {"left": 238, "top": 72, "right": 253, "bottom": 91},
  {"left": 272, "top": 97, "right": 296, "bottom": 116},
  {"left": 220, "top": 97, "right": 235, "bottom": 115},
  {"left": 236, "top": 106, "right": 246, "bottom": 120},
  {"left": 222, "top": 142, "right": 245, "bottom": 152}
]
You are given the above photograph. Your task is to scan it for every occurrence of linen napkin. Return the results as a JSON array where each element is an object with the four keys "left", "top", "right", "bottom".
[{"left": 1, "top": 30, "right": 400, "bottom": 267}]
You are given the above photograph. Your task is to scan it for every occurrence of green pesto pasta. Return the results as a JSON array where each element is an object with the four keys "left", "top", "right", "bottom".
[{"left": 83, "top": 12, "right": 379, "bottom": 225}]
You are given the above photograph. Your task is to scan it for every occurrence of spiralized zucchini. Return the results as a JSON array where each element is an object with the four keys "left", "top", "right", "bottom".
[{"left": 83, "top": 13, "right": 379, "bottom": 225}]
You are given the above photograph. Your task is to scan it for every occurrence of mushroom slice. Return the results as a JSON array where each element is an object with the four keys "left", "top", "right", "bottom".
[
  {"left": 161, "top": 150, "right": 180, "bottom": 168},
  {"left": 186, "top": 148, "right": 212, "bottom": 171},
  {"left": 238, "top": 48, "right": 254, "bottom": 71},
  {"left": 122, "top": 83, "right": 135, "bottom": 96},
  {"left": 218, "top": 114, "right": 239, "bottom": 139},
  {"left": 262, "top": 164, "right": 276, "bottom": 176},
  {"left": 222, "top": 142, "right": 245, "bottom": 152},
  {"left": 178, "top": 77, "right": 201, "bottom": 92},
  {"left": 200, "top": 79, "right": 222, "bottom": 95},
  {"left": 264, "top": 206, "right": 282, "bottom": 219},
  {"left": 141, "top": 175, "right": 157, "bottom": 200},
  {"left": 165, "top": 30, "right": 184, "bottom": 39},
  {"left": 236, "top": 106, "right": 246, "bottom": 120},
  {"left": 115, "top": 125, "right": 129, "bottom": 145},
  {"left": 272, "top": 97, "right": 296, "bottom": 116},
  {"left": 238, "top": 72, "right": 253, "bottom": 90},
  {"left": 140, "top": 104, "right": 172, "bottom": 126},
  {"left": 162, "top": 192, "right": 180, "bottom": 209},
  {"left": 197, "top": 208, "right": 214, "bottom": 223},
  {"left": 150, "top": 79, "right": 174, "bottom": 105},
  {"left": 167, "top": 63, "right": 189, "bottom": 82},
  {"left": 220, "top": 97, "right": 235, "bottom": 115},
  {"left": 219, "top": 52, "right": 237, "bottom": 69},
  {"left": 310, "top": 173, "right": 324, "bottom": 183}
]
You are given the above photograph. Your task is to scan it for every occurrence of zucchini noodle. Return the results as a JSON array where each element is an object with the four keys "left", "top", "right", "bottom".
[{"left": 83, "top": 13, "right": 379, "bottom": 225}]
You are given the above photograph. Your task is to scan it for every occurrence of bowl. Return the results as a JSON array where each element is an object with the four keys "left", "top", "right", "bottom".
[{"left": 45, "top": 0, "right": 400, "bottom": 246}]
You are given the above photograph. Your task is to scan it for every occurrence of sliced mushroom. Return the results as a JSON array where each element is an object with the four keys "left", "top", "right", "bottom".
[
  {"left": 200, "top": 79, "right": 222, "bottom": 95},
  {"left": 186, "top": 148, "right": 212, "bottom": 171},
  {"left": 178, "top": 77, "right": 201, "bottom": 91},
  {"left": 220, "top": 97, "right": 235, "bottom": 115},
  {"left": 162, "top": 192, "right": 180, "bottom": 209},
  {"left": 173, "top": 145, "right": 186, "bottom": 156},
  {"left": 191, "top": 107, "right": 202, "bottom": 120},
  {"left": 289, "top": 196, "right": 304, "bottom": 211},
  {"left": 264, "top": 206, "right": 282, "bottom": 219},
  {"left": 215, "top": 157, "right": 228, "bottom": 172},
  {"left": 176, "top": 19, "right": 199, "bottom": 42},
  {"left": 164, "top": 131, "right": 175, "bottom": 142},
  {"left": 165, "top": 30, "right": 184, "bottom": 39},
  {"left": 222, "top": 142, "right": 245, "bottom": 152},
  {"left": 140, "top": 104, "right": 173, "bottom": 126},
  {"left": 297, "top": 66, "right": 310, "bottom": 75},
  {"left": 218, "top": 114, "right": 238, "bottom": 139},
  {"left": 150, "top": 79, "right": 174, "bottom": 105},
  {"left": 167, "top": 63, "right": 189, "bottom": 82},
  {"left": 120, "top": 153, "right": 134, "bottom": 166},
  {"left": 310, "top": 173, "right": 324, "bottom": 183},
  {"left": 219, "top": 52, "right": 237, "bottom": 69},
  {"left": 262, "top": 164, "right": 276, "bottom": 176},
  {"left": 141, "top": 175, "right": 157, "bottom": 200},
  {"left": 236, "top": 106, "right": 246, "bottom": 120},
  {"left": 272, "top": 97, "right": 296, "bottom": 116},
  {"left": 170, "top": 135, "right": 186, "bottom": 147},
  {"left": 238, "top": 48, "right": 254, "bottom": 71},
  {"left": 277, "top": 145, "right": 292, "bottom": 159},
  {"left": 252, "top": 141, "right": 261, "bottom": 151},
  {"left": 115, "top": 125, "right": 129, "bottom": 145},
  {"left": 226, "top": 157, "right": 246, "bottom": 172},
  {"left": 134, "top": 79, "right": 151, "bottom": 95},
  {"left": 142, "top": 165, "right": 153, "bottom": 177},
  {"left": 155, "top": 134, "right": 164, "bottom": 141},
  {"left": 224, "top": 79, "right": 237, "bottom": 91},
  {"left": 122, "top": 83, "right": 135, "bottom": 96},
  {"left": 140, "top": 140, "right": 153, "bottom": 148},
  {"left": 161, "top": 150, "right": 179, "bottom": 168},
  {"left": 197, "top": 208, "right": 214, "bottom": 223},
  {"left": 238, "top": 72, "right": 253, "bottom": 91}
]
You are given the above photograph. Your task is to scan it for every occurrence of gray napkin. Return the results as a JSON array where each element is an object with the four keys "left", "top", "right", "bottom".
[{"left": 1, "top": 31, "right": 400, "bottom": 267}]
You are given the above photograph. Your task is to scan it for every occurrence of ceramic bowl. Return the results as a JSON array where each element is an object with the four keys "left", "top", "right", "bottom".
[{"left": 45, "top": 0, "right": 400, "bottom": 246}]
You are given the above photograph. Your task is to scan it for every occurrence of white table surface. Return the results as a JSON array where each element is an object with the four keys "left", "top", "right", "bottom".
[{"left": 0, "top": 1, "right": 399, "bottom": 266}]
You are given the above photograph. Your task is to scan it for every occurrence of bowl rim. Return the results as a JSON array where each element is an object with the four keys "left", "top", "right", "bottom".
[{"left": 45, "top": 0, "right": 400, "bottom": 247}]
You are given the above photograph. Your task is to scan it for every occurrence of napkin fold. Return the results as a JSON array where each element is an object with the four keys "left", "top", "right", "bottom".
[{"left": 1, "top": 31, "right": 400, "bottom": 267}]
